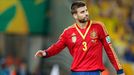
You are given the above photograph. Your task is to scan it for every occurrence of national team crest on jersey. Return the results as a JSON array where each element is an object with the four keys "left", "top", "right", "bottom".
[
  {"left": 90, "top": 30, "right": 97, "bottom": 38},
  {"left": 90, "top": 30, "right": 98, "bottom": 43},
  {"left": 72, "top": 33, "right": 76, "bottom": 43}
]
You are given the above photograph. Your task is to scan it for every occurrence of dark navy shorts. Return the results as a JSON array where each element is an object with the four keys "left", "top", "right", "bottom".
[{"left": 71, "top": 70, "right": 101, "bottom": 75}]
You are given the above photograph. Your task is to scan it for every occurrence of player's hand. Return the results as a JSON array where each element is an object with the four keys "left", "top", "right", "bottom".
[
  {"left": 34, "top": 50, "right": 46, "bottom": 58},
  {"left": 118, "top": 73, "right": 125, "bottom": 75}
]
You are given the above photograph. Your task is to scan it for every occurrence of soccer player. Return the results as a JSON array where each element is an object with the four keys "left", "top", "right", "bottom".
[{"left": 35, "top": 1, "right": 125, "bottom": 75}]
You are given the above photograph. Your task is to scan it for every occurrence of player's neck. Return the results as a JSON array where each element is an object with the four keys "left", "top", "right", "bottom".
[{"left": 76, "top": 20, "right": 88, "bottom": 29}]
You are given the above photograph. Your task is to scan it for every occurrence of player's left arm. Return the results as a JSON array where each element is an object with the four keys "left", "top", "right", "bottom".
[{"left": 98, "top": 22, "right": 125, "bottom": 75}]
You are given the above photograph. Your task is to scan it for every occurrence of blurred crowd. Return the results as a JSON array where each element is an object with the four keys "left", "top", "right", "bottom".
[{"left": 0, "top": 54, "right": 29, "bottom": 75}]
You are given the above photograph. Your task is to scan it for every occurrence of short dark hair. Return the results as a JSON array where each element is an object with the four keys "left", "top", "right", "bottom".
[{"left": 71, "top": 1, "right": 86, "bottom": 15}]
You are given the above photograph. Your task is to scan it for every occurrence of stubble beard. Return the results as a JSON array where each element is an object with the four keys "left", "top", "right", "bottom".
[
  {"left": 79, "top": 16, "right": 89, "bottom": 23},
  {"left": 79, "top": 19, "right": 88, "bottom": 23}
]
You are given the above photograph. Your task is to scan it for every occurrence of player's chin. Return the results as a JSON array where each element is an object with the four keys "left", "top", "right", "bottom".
[
  {"left": 84, "top": 19, "right": 88, "bottom": 22},
  {"left": 83, "top": 17, "right": 89, "bottom": 21}
]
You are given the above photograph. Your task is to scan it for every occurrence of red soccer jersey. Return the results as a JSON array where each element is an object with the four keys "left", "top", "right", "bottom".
[{"left": 44, "top": 20, "right": 123, "bottom": 72}]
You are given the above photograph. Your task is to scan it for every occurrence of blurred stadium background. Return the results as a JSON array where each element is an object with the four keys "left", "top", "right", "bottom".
[{"left": 0, "top": 0, "right": 134, "bottom": 75}]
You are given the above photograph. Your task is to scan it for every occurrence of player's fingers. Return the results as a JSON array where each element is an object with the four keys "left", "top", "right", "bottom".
[
  {"left": 38, "top": 50, "right": 46, "bottom": 56},
  {"left": 34, "top": 50, "right": 42, "bottom": 57},
  {"left": 34, "top": 52, "right": 38, "bottom": 58}
]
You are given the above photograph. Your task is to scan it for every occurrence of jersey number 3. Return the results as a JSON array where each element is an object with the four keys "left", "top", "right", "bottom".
[{"left": 82, "top": 41, "right": 87, "bottom": 51}]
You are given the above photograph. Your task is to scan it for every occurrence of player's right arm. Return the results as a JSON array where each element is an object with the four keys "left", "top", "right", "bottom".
[{"left": 35, "top": 29, "right": 67, "bottom": 58}]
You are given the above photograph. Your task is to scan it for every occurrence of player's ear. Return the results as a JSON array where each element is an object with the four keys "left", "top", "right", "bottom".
[{"left": 73, "top": 14, "right": 77, "bottom": 19}]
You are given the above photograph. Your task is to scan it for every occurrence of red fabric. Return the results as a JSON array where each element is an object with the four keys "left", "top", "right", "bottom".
[{"left": 44, "top": 20, "right": 123, "bottom": 72}]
